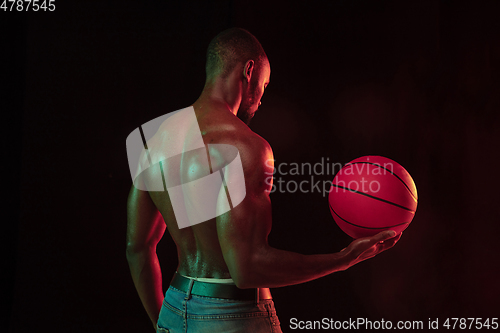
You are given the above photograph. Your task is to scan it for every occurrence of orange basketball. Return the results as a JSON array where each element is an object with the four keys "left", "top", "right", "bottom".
[{"left": 328, "top": 156, "right": 418, "bottom": 239}]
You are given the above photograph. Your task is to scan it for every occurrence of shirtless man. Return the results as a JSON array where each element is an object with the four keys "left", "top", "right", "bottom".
[{"left": 126, "top": 28, "right": 401, "bottom": 333}]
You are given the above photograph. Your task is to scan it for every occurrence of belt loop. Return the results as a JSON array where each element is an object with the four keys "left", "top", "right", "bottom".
[
  {"left": 255, "top": 288, "right": 260, "bottom": 305},
  {"left": 185, "top": 278, "right": 195, "bottom": 300}
]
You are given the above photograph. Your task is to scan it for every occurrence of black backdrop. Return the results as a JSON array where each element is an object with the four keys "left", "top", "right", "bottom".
[{"left": 3, "top": 1, "right": 500, "bottom": 332}]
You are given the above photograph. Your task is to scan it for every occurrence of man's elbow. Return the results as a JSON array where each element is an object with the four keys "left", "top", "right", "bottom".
[
  {"left": 234, "top": 272, "right": 267, "bottom": 289},
  {"left": 125, "top": 242, "right": 153, "bottom": 261},
  {"left": 233, "top": 275, "right": 254, "bottom": 289},
  {"left": 125, "top": 245, "right": 138, "bottom": 262},
  {"left": 230, "top": 258, "right": 264, "bottom": 289}
]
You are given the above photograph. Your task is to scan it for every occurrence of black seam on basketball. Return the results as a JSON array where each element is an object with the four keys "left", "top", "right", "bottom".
[
  {"left": 345, "top": 161, "right": 418, "bottom": 202},
  {"left": 329, "top": 203, "right": 410, "bottom": 230},
  {"left": 330, "top": 183, "right": 415, "bottom": 212}
]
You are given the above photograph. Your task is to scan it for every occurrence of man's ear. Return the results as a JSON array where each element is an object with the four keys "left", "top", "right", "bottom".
[{"left": 243, "top": 60, "right": 254, "bottom": 83}]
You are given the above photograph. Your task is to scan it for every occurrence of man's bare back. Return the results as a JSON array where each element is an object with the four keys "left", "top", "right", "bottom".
[
  {"left": 126, "top": 27, "right": 401, "bottom": 331},
  {"left": 143, "top": 101, "right": 269, "bottom": 280}
]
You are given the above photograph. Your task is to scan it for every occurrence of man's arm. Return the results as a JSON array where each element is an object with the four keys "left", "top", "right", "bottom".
[
  {"left": 126, "top": 184, "right": 166, "bottom": 330},
  {"left": 216, "top": 137, "right": 401, "bottom": 289}
]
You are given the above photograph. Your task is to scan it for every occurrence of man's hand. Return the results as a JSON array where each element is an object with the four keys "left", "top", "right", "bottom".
[{"left": 342, "top": 230, "right": 402, "bottom": 268}]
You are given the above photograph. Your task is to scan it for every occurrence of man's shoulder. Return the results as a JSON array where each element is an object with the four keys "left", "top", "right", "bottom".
[
  {"left": 212, "top": 121, "right": 271, "bottom": 160},
  {"left": 199, "top": 110, "right": 269, "bottom": 153}
]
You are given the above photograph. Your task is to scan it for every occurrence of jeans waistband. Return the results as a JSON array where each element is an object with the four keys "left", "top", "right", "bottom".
[{"left": 170, "top": 272, "right": 272, "bottom": 301}]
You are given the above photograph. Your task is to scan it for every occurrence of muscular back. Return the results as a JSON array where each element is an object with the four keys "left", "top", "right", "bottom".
[{"left": 137, "top": 103, "right": 273, "bottom": 279}]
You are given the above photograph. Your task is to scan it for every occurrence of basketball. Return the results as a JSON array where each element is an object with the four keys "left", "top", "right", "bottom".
[{"left": 328, "top": 156, "right": 418, "bottom": 239}]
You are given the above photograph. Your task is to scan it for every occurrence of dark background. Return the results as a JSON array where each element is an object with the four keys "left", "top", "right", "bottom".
[{"left": 3, "top": 0, "right": 500, "bottom": 332}]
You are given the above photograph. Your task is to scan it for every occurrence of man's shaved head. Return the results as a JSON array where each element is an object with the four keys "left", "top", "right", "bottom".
[{"left": 205, "top": 28, "right": 268, "bottom": 81}]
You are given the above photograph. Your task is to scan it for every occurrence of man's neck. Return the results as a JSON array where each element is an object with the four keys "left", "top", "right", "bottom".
[{"left": 198, "top": 74, "right": 244, "bottom": 116}]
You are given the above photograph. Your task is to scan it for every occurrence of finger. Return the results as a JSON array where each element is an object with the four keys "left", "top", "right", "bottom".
[
  {"left": 373, "top": 230, "right": 397, "bottom": 243},
  {"left": 377, "top": 233, "right": 402, "bottom": 251},
  {"left": 380, "top": 231, "right": 402, "bottom": 243},
  {"left": 391, "top": 232, "right": 402, "bottom": 242}
]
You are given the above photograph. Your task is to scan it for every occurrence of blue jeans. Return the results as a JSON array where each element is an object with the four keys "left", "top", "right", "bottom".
[{"left": 156, "top": 285, "right": 282, "bottom": 333}]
